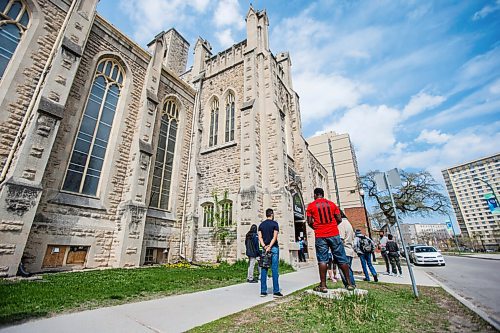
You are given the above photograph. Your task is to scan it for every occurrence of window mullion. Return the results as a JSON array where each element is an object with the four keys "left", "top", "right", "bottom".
[
  {"left": 78, "top": 79, "right": 109, "bottom": 193},
  {"left": 159, "top": 116, "right": 171, "bottom": 208}
]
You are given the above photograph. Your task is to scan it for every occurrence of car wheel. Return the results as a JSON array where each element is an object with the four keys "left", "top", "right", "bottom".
[{"left": 442, "top": 263, "right": 445, "bottom": 266}]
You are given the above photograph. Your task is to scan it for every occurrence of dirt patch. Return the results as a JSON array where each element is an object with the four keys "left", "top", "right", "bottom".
[{"left": 425, "top": 288, "right": 497, "bottom": 333}]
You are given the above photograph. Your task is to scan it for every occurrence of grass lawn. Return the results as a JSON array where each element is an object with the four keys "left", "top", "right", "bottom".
[
  {"left": 0, "top": 260, "right": 293, "bottom": 325},
  {"left": 189, "top": 281, "right": 496, "bottom": 333}
]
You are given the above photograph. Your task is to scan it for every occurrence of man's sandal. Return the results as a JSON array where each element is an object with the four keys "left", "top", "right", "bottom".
[{"left": 313, "top": 285, "right": 328, "bottom": 293}]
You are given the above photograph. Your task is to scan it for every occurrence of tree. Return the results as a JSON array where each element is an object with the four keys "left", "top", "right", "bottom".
[{"left": 361, "top": 170, "right": 450, "bottom": 227}]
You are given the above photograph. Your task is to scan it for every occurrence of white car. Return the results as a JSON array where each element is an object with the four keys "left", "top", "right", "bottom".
[{"left": 412, "top": 246, "right": 446, "bottom": 266}]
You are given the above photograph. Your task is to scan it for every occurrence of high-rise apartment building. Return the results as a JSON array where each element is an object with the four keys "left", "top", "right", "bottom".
[
  {"left": 442, "top": 153, "right": 500, "bottom": 250},
  {"left": 307, "top": 132, "right": 367, "bottom": 233}
]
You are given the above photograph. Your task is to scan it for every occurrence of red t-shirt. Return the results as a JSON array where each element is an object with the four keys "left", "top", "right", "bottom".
[{"left": 306, "top": 198, "right": 340, "bottom": 238}]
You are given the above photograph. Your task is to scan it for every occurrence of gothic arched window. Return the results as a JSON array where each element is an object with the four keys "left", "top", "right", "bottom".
[
  {"left": 202, "top": 202, "right": 214, "bottom": 227},
  {"left": 225, "top": 92, "right": 235, "bottom": 142},
  {"left": 62, "top": 58, "right": 124, "bottom": 196},
  {"left": 220, "top": 199, "right": 233, "bottom": 227},
  {"left": 150, "top": 99, "right": 179, "bottom": 210},
  {"left": 0, "top": 0, "right": 30, "bottom": 79},
  {"left": 209, "top": 98, "right": 219, "bottom": 147}
]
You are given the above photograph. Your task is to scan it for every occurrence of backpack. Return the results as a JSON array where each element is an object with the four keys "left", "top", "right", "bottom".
[{"left": 359, "top": 236, "right": 374, "bottom": 253}]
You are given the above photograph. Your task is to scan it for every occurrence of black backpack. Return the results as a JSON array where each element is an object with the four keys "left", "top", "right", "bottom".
[{"left": 359, "top": 236, "right": 374, "bottom": 253}]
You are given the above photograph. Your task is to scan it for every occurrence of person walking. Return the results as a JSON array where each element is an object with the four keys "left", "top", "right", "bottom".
[
  {"left": 354, "top": 229, "right": 378, "bottom": 282},
  {"left": 337, "top": 211, "right": 356, "bottom": 287},
  {"left": 378, "top": 230, "right": 390, "bottom": 275},
  {"left": 386, "top": 234, "right": 403, "bottom": 277},
  {"left": 258, "top": 208, "right": 283, "bottom": 298},
  {"left": 306, "top": 188, "right": 355, "bottom": 293},
  {"left": 245, "top": 224, "right": 261, "bottom": 283}
]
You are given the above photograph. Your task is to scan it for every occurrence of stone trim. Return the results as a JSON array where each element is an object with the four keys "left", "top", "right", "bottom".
[
  {"left": 200, "top": 141, "right": 237, "bottom": 155},
  {"left": 146, "top": 89, "right": 159, "bottom": 105},
  {"left": 139, "top": 140, "right": 153, "bottom": 156},
  {"left": 48, "top": 191, "right": 106, "bottom": 211},
  {"left": 202, "top": 59, "right": 244, "bottom": 81},
  {"left": 49, "top": 0, "right": 70, "bottom": 11},
  {"left": 38, "top": 96, "right": 64, "bottom": 120},
  {"left": 241, "top": 99, "right": 254, "bottom": 111},
  {"left": 146, "top": 207, "right": 176, "bottom": 221},
  {"left": 62, "top": 36, "right": 83, "bottom": 57}
]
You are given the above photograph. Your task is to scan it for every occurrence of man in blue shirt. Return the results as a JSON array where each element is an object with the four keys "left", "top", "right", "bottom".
[{"left": 258, "top": 208, "right": 283, "bottom": 298}]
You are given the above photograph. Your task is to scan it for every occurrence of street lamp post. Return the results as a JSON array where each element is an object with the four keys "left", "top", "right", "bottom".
[{"left": 359, "top": 189, "right": 376, "bottom": 262}]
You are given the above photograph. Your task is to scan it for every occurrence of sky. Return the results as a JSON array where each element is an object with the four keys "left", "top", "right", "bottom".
[{"left": 97, "top": 0, "right": 500, "bottom": 228}]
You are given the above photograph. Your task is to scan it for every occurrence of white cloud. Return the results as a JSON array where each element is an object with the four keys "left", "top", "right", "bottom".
[
  {"left": 423, "top": 79, "right": 500, "bottom": 127},
  {"left": 213, "top": 0, "right": 245, "bottom": 29},
  {"left": 319, "top": 104, "right": 401, "bottom": 166},
  {"left": 472, "top": 0, "right": 500, "bottom": 20},
  {"left": 402, "top": 92, "right": 445, "bottom": 119},
  {"left": 119, "top": 0, "right": 210, "bottom": 44},
  {"left": 416, "top": 129, "right": 450, "bottom": 145},
  {"left": 215, "top": 28, "right": 234, "bottom": 48},
  {"left": 295, "top": 72, "right": 371, "bottom": 124}
]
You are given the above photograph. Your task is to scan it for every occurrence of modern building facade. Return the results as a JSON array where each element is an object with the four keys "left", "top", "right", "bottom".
[
  {"left": 400, "top": 223, "right": 450, "bottom": 249},
  {"left": 0, "top": 1, "right": 328, "bottom": 276},
  {"left": 307, "top": 131, "right": 367, "bottom": 233},
  {"left": 442, "top": 153, "right": 500, "bottom": 250}
]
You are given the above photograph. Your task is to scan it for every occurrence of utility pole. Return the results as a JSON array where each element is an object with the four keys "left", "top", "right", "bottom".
[{"left": 375, "top": 169, "right": 419, "bottom": 298}]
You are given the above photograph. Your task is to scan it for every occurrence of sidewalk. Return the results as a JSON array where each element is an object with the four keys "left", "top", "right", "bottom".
[
  {"left": 351, "top": 257, "right": 438, "bottom": 287},
  {"left": 1, "top": 263, "right": 438, "bottom": 333}
]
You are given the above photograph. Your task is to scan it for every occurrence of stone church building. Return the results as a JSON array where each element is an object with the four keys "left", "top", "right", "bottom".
[{"left": 0, "top": 0, "right": 334, "bottom": 276}]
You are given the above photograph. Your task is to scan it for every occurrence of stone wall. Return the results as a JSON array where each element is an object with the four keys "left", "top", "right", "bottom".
[
  {"left": 0, "top": 0, "right": 66, "bottom": 172},
  {"left": 192, "top": 63, "right": 243, "bottom": 262},
  {"left": 163, "top": 29, "right": 189, "bottom": 77},
  {"left": 23, "top": 14, "right": 196, "bottom": 272}
]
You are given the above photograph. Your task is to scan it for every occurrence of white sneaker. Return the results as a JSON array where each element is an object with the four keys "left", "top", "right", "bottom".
[
  {"left": 388, "top": 273, "right": 394, "bottom": 276},
  {"left": 398, "top": 274, "right": 403, "bottom": 278}
]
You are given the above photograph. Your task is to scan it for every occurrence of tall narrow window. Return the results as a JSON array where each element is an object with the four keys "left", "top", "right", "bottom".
[
  {"left": 150, "top": 99, "right": 179, "bottom": 210},
  {"left": 62, "top": 58, "right": 124, "bottom": 196},
  {"left": 221, "top": 200, "right": 233, "bottom": 227},
  {"left": 0, "top": 0, "right": 30, "bottom": 79},
  {"left": 225, "top": 93, "right": 235, "bottom": 142},
  {"left": 202, "top": 203, "right": 214, "bottom": 227},
  {"left": 209, "top": 98, "right": 219, "bottom": 147}
]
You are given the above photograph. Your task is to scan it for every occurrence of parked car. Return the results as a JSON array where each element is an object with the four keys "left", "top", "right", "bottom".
[
  {"left": 412, "top": 246, "right": 446, "bottom": 266},
  {"left": 406, "top": 244, "right": 427, "bottom": 263}
]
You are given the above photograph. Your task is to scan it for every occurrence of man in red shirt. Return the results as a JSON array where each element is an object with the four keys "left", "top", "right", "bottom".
[{"left": 306, "top": 188, "right": 355, "bottom": 292}]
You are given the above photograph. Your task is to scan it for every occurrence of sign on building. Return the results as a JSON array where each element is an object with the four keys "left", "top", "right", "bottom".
[{"left": 484, "top": 193, "right": 500, "bottom": 214}]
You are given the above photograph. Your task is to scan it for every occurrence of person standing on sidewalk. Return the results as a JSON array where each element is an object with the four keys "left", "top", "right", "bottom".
[
  {"left": 245, "top": 224, "right": 261, "bottom": 283},
  {"left": 258, "top": 208, "right": 283, "bottom": 298},
  {"left": 386, "top": 234, "right": 403, "bottom": 277},
  {"left": 337, "top": 211, "right": 356, "bottom": 287},
  {"left": 298, "top": 237, "right": 306, "bottom": 262},
  {"left": 306, "top": 188, "right": 355, "bottom": 293},
  {"left": 378, "top": 230, "right": 390, "bottom": 275},
  {"left": 354, "top": 229, "right": 378, "bottom": 282}
]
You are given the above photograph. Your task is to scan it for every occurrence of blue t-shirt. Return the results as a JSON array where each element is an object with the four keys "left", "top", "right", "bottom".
[{"left": 258, "top": 219, "right": 279, "bottom": 247}]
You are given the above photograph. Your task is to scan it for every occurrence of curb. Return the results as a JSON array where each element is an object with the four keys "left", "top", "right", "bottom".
[
  {"left": 443, "top": 254, "right": 500, "bottom": 261},
  {"left": 426, "top": 273, "right": 500, "bottom": 331}
]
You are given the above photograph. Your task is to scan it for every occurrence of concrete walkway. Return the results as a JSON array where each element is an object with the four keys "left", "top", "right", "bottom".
[{"left": 1, "top": 262, "right": 438, "bottom": 333}]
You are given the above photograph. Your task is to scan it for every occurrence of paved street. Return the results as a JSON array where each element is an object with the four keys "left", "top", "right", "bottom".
[{"left": 423, "top": 255, "right": 500, "bottom": 328}]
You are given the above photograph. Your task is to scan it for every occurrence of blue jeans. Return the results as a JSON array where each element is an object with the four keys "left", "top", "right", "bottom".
[
  {"left": 315, "top": 236, "right": 349, "bottom": 264},
  {"left": 260, "top": 246, "right": 280, "bottom": 294},
  {"left": 359, "top": 253, "right": 377, "bottom": 280},
  {"left": 339, "top": 256, "right": 356, "bottom": 287}
]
